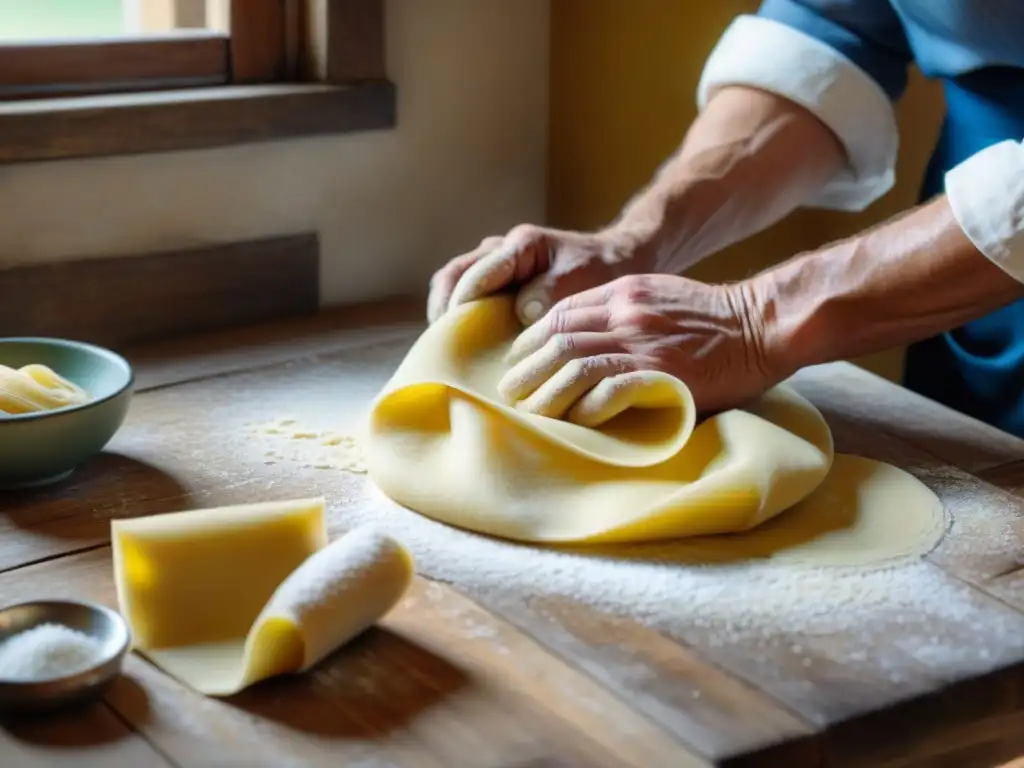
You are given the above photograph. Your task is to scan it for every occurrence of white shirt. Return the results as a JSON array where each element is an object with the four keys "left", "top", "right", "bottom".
[{"left": 698, "top": 6, "right": 1024, "bottom": 283}]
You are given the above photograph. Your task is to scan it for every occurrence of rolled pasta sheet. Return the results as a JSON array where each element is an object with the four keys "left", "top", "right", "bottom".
[
  {"left": 112, "top": 497, "right": 415, "bottom": 696},
  {"left": 244, "top": 527, "right": 416, "bottom": 683}
]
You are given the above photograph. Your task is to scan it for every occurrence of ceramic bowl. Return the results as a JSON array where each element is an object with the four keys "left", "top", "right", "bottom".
[{"left": 0, "top": 338, "right": 134, "bottom": 490}]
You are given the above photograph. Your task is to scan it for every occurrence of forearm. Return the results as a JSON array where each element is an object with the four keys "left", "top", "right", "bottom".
[
  {"left": 605, "top": 85, "right": 846, "bottom": 274},
  {"left": 752, "top": 195, "right": 1024, "bottom": 376}
]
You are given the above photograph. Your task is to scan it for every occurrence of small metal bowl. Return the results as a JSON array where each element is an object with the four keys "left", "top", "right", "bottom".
[{"left": 0, "top": 600, "right": 131, "bottom": 713}]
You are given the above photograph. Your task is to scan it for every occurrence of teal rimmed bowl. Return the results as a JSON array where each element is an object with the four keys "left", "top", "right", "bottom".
[{"left": 0, "top": 338, "right": 134, "bottom": 490}]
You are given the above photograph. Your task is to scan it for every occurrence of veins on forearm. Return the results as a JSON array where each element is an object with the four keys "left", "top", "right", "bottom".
[
  {"left": 766, "top": 196, "right": 1024, "bottom": 371},
  {"left": 604, "top": 87, "right": 846, "bottom": 276}
]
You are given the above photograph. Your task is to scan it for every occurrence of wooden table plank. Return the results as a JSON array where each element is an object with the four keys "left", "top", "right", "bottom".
[
  {"left": 0, "top": 337, "right": 417, "bottom": 572},
  {"left": 0, "top": 336, "right": 815, "bottom": 765},
  {"left": 10, "top": 332, "right": 1024, "bottom": 764},
  {"left": 124, "top": 294, "right": 423, "bottom": 392},
  {"left": 790, "top": 370, "right": 1024, "bottom": 613},
  {"left": 0, "top": 452, "right": 198, "bottom": 574},
  {"left": 119, "top": 336, "right": 1024, "bottom": 722},
  {"left": 784, "top": 366, "right": 1024, "bottom": 766},
  {"left": 0, "top": 702, "right": 172, "bottom": 768},
  {"left": 822, "top": 669, "right": 1024, "bottom": 768},
  {"left": 211, "top": 345, "right": 1024, "bottom": 763},
  {"left": 977, "top": 460, "right": 1024, "bottom": 497},
  {"left": 0, "top": 548, "right": 703, "bottom": 768},
  {"left": 791, "top": 363, "right": 1024, "bottom": 475},
  {"left": 124, "top": 304, "right": 1024, "bottom": 474},
  {"left": 478, "top": 592, "right": 819, "bottom": 767},
  {"left": 6, "top": 310, "right": 1024, "bottom": 765},
  {"left": 392, "top": 580, "right": 703, "bottom": 768}
]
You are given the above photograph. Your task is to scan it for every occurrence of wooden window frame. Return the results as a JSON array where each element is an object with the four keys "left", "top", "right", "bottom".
[{"left": 0, "top": 0, "right": 394, "bottom": 164}]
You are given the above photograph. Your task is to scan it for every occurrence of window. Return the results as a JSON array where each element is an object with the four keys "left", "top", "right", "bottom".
[{"left": 0, "top": 0, "right": 394, "bottom": 163}]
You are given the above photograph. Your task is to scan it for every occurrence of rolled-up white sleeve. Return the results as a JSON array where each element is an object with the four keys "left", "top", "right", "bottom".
[
  {"left": 696, "top": 15, "right": 899, "bottom": 212},
  {"left": 946, "top": 139, "right": 1024, "bottom": 284}
]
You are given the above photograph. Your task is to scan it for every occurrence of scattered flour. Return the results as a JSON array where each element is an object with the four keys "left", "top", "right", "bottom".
[
  {"left": 251, "top": 418, "right": 366, "bottom": 474},
  {"left": 172, "top": 351, "right": 1024, "bottom": 699},
  {"left": 0, "top": 623, "right": 105, "bottom": 680},
  {"left": 304, "top": 473, "right": 1024, "bottom": 683}
]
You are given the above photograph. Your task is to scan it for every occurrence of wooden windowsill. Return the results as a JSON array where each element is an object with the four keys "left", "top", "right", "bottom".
[{"left": 0, "top": 80, "right": 396, "bottom": 164}]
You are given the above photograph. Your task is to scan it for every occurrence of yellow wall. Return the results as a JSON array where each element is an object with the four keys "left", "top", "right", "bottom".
[
  {"left": 0, "top": 0, "right": 551, "bottom": 308},
  {"left": 548, "top": 0, "right": 945, "bottom": 380}
]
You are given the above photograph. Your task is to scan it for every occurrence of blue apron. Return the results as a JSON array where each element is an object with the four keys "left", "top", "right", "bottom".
[{"left": 902, "top": 67, "right": 1024, "bottom": 437}]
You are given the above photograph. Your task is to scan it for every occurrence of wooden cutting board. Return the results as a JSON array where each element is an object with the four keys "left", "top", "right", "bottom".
[{"left": 2, "top": 302, "right": 1024, "bottom": 768}]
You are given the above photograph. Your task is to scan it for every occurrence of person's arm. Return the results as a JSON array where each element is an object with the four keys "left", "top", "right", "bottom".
[
  {"left": 607, "top": 1, "right": 915, "bottom": 275},
  {"left": 430, "top": 1, "right": 913, "bottom": 323},
  {"left": 605, "top": 85, "right": 847, "bottom": 274},
  {"left": 497, "top": 180, "right": 1024, "bottom": 417},
  {"left": 432, "top": 83, "right": 851, "bottom": 324},
  {"left": 752, "top": 148, "right": 1024, "bottom": 376},
  {"left": 675, "top": 2, "right": 1024, "bottom": 377}
]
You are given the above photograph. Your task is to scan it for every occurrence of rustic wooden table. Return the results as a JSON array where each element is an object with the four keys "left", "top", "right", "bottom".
[{"left": 3, "top": 298, "right": 1024, "bottom": 768}]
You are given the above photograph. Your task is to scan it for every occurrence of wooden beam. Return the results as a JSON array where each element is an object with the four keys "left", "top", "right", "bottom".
[
  {"left": 301, "top": 0, "right": 387, "bottom": 83},
  {"left": 283, "top": 0, "right": 303, "bottom": 80},
  {"left": 0, "top": 82, "right": 395, "bottom": 164},
  {"left": 209, "top": 0, "right": 289, "bottom": 83},
  {"left": 0, "top": 33, "right": 228, "bottom": 99},
  {"left": 0, "top": 0, "right": 395, "bottom": 159},
  {"left": 0, "top": 234, "right": 320, "bottom": 348}
]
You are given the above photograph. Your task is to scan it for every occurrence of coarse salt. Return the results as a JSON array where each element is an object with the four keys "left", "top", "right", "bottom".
[{"left": 0, "top": 623, "right": 105, "bottom": 681}]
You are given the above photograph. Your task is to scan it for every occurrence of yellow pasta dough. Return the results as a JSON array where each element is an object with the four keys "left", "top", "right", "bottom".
[
  {"left": 364, "top": 297, "right": 945, "bottom": 561},
  {"left": 0, "top": 363, "right": 90, "bottom": 415},
  {"left": 112, "top": 498, "right": 415, "bottom": 696}
]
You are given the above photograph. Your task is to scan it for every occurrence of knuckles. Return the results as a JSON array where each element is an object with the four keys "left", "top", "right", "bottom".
[
  {"left": 433, "top": 250, "right": 483, "bottom": 285},
  {"left": 548, "top": 332, "right": 576, "bottom": 357},
  {"left": 608, "top": 275, "right": 660, "bottom": 329},
  {"left": 562, "top": 356, "right": 590, "bottom": 380},
  {"left": 505, "top": 223, "right": 545, "bottom": 247},
  {"left": 544, "top": 309, "right": 570, "bottom": 337},
  {"left": 610, "top": 274, "right": 654, "bottom": 304},
  {"left": 611, "top": 306, "right": 656, "bottom": 330}
]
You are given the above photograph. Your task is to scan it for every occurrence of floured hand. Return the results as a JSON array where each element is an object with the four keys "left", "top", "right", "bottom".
[
  {"left": 498, "top": 274, "right": 780, "bottom": 415},
  {"left": 427, "top": 225, "right": 643, "bottom": 327}
]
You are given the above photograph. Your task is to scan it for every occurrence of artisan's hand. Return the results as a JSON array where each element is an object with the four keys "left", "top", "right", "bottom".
[
  {"left": 427, "top": 225, "right": 644, "bottom": 327},
  {"left": 427, "top": 85, "right": 847, "bottom": 329},
  {"left": 497, "top": 273, "right": 778, "bottom": 417}
]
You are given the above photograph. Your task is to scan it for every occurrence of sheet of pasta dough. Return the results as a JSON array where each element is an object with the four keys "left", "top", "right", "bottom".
[
  {"left": 365, "top": 297, "right": 945, "bottom": 562},
  {"left": 112, "top": 499, "right": 415, "bottom": 696}
]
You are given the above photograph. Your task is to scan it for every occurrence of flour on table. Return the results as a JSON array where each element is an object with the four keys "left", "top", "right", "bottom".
[
  {"left": 196, "top": 349, "right": 1024, "bottom": 691},
  {"left": 251, "top": 418, "right": 366, "bottom": 474},
  {"left": 340, "top": 477, "right": 1024, "bottom": 679}
]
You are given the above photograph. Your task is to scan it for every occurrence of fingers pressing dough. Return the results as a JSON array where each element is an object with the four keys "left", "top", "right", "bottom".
[{"left": 364, "top": 296, "right": 946, "bottom": 566}]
